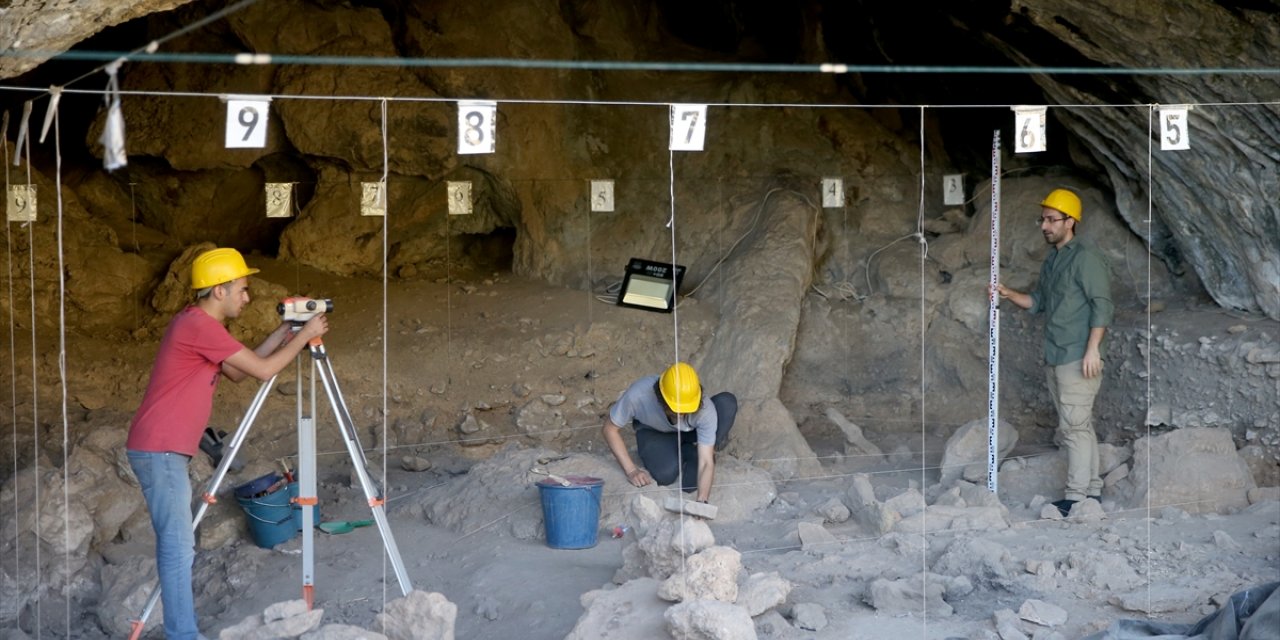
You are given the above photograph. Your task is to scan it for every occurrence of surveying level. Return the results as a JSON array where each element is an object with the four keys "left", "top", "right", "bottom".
[
  {"left": 278, "top": 296, "right": 333, "bottom": 323},
  {"left": 128, "top": 332, "right": 411, "bottom": 639}
]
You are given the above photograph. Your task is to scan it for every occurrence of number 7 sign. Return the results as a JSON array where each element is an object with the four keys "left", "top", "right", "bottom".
[{"left": 669, "top": 104, "right": 708, "bottom": 151}]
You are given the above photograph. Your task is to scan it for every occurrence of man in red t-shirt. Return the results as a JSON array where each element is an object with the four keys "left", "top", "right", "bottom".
[{"left": 126, "top": 248, "right": 327, "bottom": 639}]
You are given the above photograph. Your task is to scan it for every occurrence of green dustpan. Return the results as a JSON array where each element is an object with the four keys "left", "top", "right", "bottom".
[{"left": 318, "top": 519, "right": 374, "bottom": 534}]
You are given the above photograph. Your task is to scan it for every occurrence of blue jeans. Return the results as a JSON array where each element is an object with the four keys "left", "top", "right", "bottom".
[{"left": 128, "top": 450, "right": 200, "bottom": 639}]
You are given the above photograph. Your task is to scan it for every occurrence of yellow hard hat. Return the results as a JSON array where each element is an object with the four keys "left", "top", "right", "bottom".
[
  {"left": 659, "top": 362, "right": 701, "bottom": 413},
  {"left": 1041, "top": 189, "right": 1082, "bottom": 221},
  {"left": 191, "top": 248, "right": 259, "bottom": 289}
]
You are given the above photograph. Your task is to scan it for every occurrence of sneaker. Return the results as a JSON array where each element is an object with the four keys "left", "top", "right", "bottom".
[
  {"left": 1087, "top": 495, "right": 1101, "bottom": 502},
  {"left": 1052, "top": 499, "right": 1077, "bottom": 517}
]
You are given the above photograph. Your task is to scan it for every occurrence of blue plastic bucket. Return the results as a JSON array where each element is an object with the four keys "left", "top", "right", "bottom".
[
  {"left": 538, "top": 476, "right": 604, "bottom": 549},
  {"left": 286, "top": 482, "right": 321, "bottom": 531},
  {"left": 234, "top": 473, "right": 296, "bottom": 549}
]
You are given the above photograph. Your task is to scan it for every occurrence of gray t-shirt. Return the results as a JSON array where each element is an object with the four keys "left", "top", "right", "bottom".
[{"left": 609, "top": 375, "right": 719, "bottom": 446}]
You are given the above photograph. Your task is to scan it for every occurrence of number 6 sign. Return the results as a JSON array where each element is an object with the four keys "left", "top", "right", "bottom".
[
  {"left": 1011, "top": 106, "right": 1046, "bottom": 154},
  {"left": 225, "top": 97, "right": 270, "bottom": 149}
]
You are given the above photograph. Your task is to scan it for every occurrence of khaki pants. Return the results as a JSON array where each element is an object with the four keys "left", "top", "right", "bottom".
[{"left": 1046, "top": 360, "right": 1103, "bottom": 501}]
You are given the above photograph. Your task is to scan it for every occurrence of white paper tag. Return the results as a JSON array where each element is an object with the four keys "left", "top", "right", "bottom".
[
  {"left": 265, "top": 183, "right": 293, "bottom": 218},
  {"left": 457, "top": 101, "right": 497, "bottom": 155},
  {"left": 590, "top": 180, "right": 614, "bottom": 212},
  {"left": 821, "top": 178, "right": 844, "bottom": 208},
  {"left": 100, "top": 99, "right": 127, "bottom": 170},
  {"left": 226, "top": 98, "right": 270, "bottom": 148},
  {"left": 1160, "top": 106, "right": 1191, "bottom": 151},
  {"left": 943, "top": 174, "right": 964, "bottom": 205},
  {"left": 447, "top": 181, "right": 472, "bottom": 215},
  {"left": 669, "top": 104, "right": 708, "bottom": 151},
  {"left": 7, "top": 185, "right": 36, "bottom": 222},
  {"left": 361, "top": 182, "right": 386, "bottom": 217},
  {"left": 1012, "top": 106, "right": 1046, "bottom": 153}
]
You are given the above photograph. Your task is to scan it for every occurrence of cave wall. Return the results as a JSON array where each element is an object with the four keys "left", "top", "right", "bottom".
[{"left": 0, "top": 1, "right": 1275, "bottom": 462}]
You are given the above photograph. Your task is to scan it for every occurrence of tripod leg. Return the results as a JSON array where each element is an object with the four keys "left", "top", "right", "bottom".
[
  {"left": 310, "top": 345, "right": 414, "bottom": 596},
  {"left": 128, "top": 375, "right": 277, "bottom": 640}
]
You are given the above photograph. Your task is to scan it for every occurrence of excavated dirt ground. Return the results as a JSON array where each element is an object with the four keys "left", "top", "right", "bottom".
[{"left": 2, "top": 260, "right": 1277, "bottom": 639}]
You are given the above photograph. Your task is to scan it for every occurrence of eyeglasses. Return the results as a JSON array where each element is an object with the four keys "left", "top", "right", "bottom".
[{"left": 1039, "top": 216, "right": 1069, "bottom": 226}]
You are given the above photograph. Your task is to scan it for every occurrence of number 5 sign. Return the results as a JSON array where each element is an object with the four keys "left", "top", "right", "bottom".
[
  {"left": 669, "top": 104, "right": 708, "bottom": 151},
  {"left": 1160, "top": 105, "right": 1190, "bottom": 151},
  {"left": 225, "top": 97, "right": 271, "bottom": 148}
]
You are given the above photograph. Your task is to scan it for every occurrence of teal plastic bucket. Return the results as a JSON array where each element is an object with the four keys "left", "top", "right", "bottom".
[
  {"left": 538, "top": 476, "right": 604, "bottom": 549},
  {"left": 234, "top": 473, "right": 296, "bottom": 549},
  {"left": 286, "top": 482, "right": 321, "bottom": 531}
]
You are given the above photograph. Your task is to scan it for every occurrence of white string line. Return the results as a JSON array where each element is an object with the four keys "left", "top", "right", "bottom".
[
  {"left": 378, "top": 97, "right": 390, "bottom": 619},
  {"left": 732, "top": 496, "right": 1245, "bottom": 558},
  {"left": 304, "top": 412, "right": 1028, "bottom": 461},
  {"left": 23, "top": 124, "right": 39, "bottom": 638},
  {"left": 916, "top": 106, "right": 929, "bottom": 635},
  {"left": 584, "top": 179, "right": 594, "bottom": 385},
  {"left": 666, "top": 145, "right": 689, "bottom": 599},
  {"left": 1, "top": 112, "right": 19, "bottom": 635},
  {"left": 1, "top": 83, "right": 1277, "bottom": 110},
  {"left": 1145, "top": 104, "right": 1155, "bottom": 618},
  {"left": 52, "top": 94, "right": 72, "bottom": 637}
]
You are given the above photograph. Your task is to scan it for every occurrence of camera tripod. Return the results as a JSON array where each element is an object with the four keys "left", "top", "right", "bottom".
[{"left": 129, "top": 336, "right": 413, "bottom": 638}]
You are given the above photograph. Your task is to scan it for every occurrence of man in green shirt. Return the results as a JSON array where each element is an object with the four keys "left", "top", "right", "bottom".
[{"left": 995, "top": 188, "right": 1114, "bottom": 518}]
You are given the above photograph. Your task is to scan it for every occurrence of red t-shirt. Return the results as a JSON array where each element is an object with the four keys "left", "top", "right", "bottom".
[{"left": 126, "top": 306, "right": 246, "bottom": 456}]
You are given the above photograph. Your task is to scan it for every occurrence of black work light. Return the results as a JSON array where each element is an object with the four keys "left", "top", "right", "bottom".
[{"left": 617, "top": 258, "right": 686, "bottom": 313}]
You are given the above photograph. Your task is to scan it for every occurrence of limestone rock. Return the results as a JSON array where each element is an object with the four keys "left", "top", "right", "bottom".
[{"left": 373, "top": 591, "right": 457, "bottom": 640}]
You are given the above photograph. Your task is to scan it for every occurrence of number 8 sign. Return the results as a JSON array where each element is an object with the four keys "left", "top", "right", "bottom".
[
  {"left": 457, "top": 101, "right": 497, "bottom": 155},
  {"left": 225, "top": 98, "right": 271, "bottom": 149}
]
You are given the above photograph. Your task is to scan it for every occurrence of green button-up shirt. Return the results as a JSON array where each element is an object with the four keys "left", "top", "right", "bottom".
[{"left": 1028, "top": 238, "right": 1114, "bottom": 366}]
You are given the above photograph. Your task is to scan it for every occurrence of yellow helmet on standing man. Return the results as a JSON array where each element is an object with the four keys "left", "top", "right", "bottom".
[
  {"left": 191, "top": 247, "right": 260, "bottom": 289},
  {"left": 1041, "top": 188, "right": 1082, "bottom": 221},
  {"left": 659, "top": 362, "right": 701, "bottom": 413}
]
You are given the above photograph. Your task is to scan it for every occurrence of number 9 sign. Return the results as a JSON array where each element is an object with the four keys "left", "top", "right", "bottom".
[{"left": 225, "top": 98, "right": 271, "bottom": 149}]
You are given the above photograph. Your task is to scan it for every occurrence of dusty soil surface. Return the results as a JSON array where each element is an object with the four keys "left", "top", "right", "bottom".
[{"left": 5, "top": 260, "right": 1278, "bottom": 639}]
